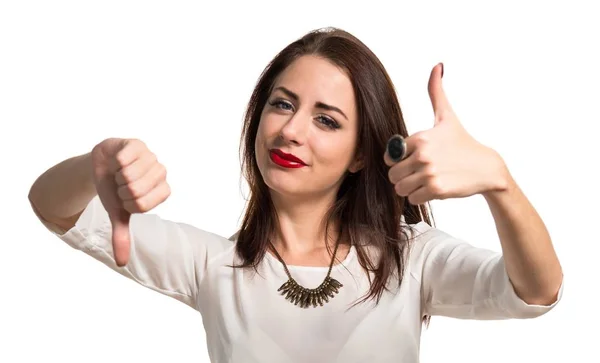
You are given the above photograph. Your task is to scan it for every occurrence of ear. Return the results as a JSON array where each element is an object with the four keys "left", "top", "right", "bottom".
[{"left": 348, "top": 151, "right": 364, "bottom": 173}]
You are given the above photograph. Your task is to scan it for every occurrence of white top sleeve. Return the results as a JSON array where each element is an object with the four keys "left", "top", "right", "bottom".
[
  {"left": 33, "top": 199, "right": 564, "bottom": 362},
  {"left": 409, "top": 221, "right": 563, "bottom": 320},
  {"left": 37, "top": 196, "right": 232, "bottom": 311}
]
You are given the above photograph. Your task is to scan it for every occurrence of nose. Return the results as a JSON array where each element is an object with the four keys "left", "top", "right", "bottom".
[{"left": 279, "top": 112, "right": 309, "bottom": 146}]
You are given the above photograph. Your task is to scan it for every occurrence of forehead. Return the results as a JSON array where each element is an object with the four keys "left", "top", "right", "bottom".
[{"left": 273, "top": 56, "right": 356, "bottom": 114}]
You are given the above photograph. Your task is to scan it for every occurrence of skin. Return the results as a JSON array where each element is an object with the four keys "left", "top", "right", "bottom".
[
  {"left": 29, "top": 58, "right": 563, "bottom": 305},
  {"left": 384, "top": 64, "right": 563, "bottom": 305},
  {"left": 28, "top": 138, "right": 171, "bottom": 267},
  {"left": 254, "top": 55, "right": 363, "bottom": 266}
]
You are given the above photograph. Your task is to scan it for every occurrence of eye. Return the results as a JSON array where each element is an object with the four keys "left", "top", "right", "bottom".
[
  {"left": 269, "top": 99, "right": 293, "bottom": 111},
  {"left": 317, "top": 115, "right": 341, "bottom": 130},
  {"left": 268, "top": 99, "right": 341, "bottom": 130}
]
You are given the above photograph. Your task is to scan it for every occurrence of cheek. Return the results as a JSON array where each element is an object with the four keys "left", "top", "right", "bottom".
[
  {"left": 255, "top": 116, "right": 273, "bottom": 146},
  {"left": 254, "top": 121, "right": 265, "bottom": 163},
  {"left": 312, "top": 136, "right": 355, "bottom": 170},
  {"left": 257, "top": 116, "right": 281, "bottom": 147},
  {"left": 259, "top": 112, "right": 279, "bottom": 131},
  {"left": 255, "top": 116, "right": 278, "bottom": 165}
]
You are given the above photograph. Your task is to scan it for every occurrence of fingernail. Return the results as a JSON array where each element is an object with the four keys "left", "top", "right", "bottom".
[
  {"left": 440, "top": 62, "right": 444, "bottom": 78},
  {"left": 387, "top": 135, "right": 407, "bottom": 162}
]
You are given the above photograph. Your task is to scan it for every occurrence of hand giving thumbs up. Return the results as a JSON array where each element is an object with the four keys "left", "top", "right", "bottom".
[{"left": 384, "top": 63, "right": 509, "bottom": 205}]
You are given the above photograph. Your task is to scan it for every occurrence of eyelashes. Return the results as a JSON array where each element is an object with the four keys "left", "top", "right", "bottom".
[{"left": 268, "top": 99, "right": 341, "bottom": 130}]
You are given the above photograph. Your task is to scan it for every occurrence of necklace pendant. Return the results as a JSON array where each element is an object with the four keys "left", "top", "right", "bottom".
[{"left": 277, "top": 276, "right": 343, "bottom": 308}]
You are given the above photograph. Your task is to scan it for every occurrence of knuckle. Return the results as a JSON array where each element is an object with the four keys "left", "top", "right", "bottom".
[
  {"left": 408, "top": 194, "right": 419, "bottom": 205},
  {"left": 158, "top": 164, "right": 167, "bottom": 179},
  {"left": 130, "top": 138, "right": 146, "bottom": 148},
  {"left": 145, "top": 151, "right": 157, "bottom": 164},
  {"left": 414, "top": 132, "right": 429, "bottom": 145},
  {"left": 394, "top": 182, "right": 406, "bottom": 196},
  {"left": 134, "top": 198, "right": 150, "bottom": 213},
  {"left": 116, "top": 168, "right": 133, "bottom": 184},
  {"left": 428, "top": 177, "right": 445, "bottom": 196},
  {"left": 91, "top": 143, "right": 101, "bottom": 158},
  {"left": 114, "top": 151, "right": 129, "bottom": 167},
  {"left": 414, "top": 149, "right": 430, "bottom": 164},
  {"left": 422, "top": 165, "right": 437, "bottom": 177},
  {"left": 387, "top": 168, "right": 396, "bottom": 184},
  {"left": 128, "top": 182, "right": 144, "bottom": 199},
  {"left": 161, "top": 183, "right": 172, "bottom": 200}
]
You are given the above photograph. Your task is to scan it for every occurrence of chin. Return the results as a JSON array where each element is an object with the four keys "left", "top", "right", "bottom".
[{"left": 262, "top": 170, "right": 310, "bottom": 197}]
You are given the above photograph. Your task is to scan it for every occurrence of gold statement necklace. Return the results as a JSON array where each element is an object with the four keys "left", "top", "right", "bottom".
[{"left": 269, "top": 240, "right": 343, "bottom": 308}]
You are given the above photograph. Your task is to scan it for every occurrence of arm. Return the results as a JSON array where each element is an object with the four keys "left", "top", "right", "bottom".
[
  {"left": 482, "top": 166, "right": 563, "bottom": 305},
  {"left": 413, "top": 161, "right": 563, "bottom": 319},
  {"left": 413, "top": 219, "right": 563, "bottom": 320},
  {"left": 28, "top": 152, "right": 96, "bottom": 233},
  {"left": 44, "top": 195, "right": 228, "bottom": 311},
  {"left": 409, "top": 162, "right": 563, "bottom": 319},
  {"left": 393, "top": 64, "right": 563, "bottom": 318},
  {"left": 28, "top": 144, "right": 231, "bottom": 311}
]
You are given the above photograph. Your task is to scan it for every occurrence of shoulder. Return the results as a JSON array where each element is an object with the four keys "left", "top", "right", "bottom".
[
  {"left": 403, "top": 219, "right": 452, "bottom": 256},
  {"left": 397, "top": 215, "right": 459, "bottom": 258},
  {"left": 402, "top": 220, "right": 483, "bottom": 279}
]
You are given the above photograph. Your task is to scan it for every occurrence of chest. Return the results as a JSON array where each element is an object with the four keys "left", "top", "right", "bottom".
[{"left": 197, "top": 262, "right": 424, "bottom": 363}]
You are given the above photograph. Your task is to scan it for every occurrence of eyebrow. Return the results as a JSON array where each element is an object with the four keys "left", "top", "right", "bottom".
[{"left": 273, "top": 86, "right": 348, "bottom": 120}]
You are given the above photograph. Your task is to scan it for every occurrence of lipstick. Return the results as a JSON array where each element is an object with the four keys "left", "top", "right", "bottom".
[{"left": 269, "top": 149, "right": 306, "bottom": 169}]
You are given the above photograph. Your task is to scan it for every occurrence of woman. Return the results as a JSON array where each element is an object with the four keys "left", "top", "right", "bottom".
[{"left": 28, "top": 27, "right": 563, "bottom": 362}]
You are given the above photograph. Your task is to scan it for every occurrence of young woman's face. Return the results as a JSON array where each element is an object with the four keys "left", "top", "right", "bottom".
[{"left": 255, "top": 55, "right": 362, "bottom": 200}]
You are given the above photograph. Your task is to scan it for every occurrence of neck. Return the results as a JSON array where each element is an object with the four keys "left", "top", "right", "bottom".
[{"left": 269, "top": 189, "right": 341, "bottom": 256}]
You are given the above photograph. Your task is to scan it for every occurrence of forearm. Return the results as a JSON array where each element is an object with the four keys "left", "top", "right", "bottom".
[
  {"left": 482, "top": 167, "right": 563, "bottom": 305},
  {"left": 28, "top": 152, "right": 97, "bottom": 225}
]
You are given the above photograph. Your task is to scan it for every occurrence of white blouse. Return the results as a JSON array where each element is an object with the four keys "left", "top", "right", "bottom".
[{"left": 37, "top": 196, "right": 563, "bottom": 363}]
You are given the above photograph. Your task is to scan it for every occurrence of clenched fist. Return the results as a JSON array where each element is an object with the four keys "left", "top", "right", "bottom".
[{"left": 91, "top": 138, "right": 171, "bottom": 267}]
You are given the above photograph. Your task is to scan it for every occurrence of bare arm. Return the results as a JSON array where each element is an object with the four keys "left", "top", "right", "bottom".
[
  {"left": 482, "top": 170, "right": 563, "bottom": 306},
  {"left": 27, "top": 140, "right": 229, "bottom": 310},
  {"left": 28, "top": 151, "right": 96, "bottom": 233}
]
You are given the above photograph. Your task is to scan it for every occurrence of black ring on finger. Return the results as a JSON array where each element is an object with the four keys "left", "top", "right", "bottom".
[{"left": 387, "top": 134, "right": 407, "bottom": 163}]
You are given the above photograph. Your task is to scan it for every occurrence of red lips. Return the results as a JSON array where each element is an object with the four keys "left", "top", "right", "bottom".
[{"left": 269, "top": 149, "right": 307, "bottom": 168}]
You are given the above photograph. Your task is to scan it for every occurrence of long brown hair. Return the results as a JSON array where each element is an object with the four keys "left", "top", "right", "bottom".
[{"left": 235, "top": 27, "right": 434, "bottom": 321}]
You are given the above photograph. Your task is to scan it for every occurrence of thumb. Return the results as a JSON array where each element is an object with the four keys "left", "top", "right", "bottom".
[
  {"left": 109, "top": 208, "right": 131, "bottom": 267},
  {"left": 428, "top": 62, "right": 454, "bottom": 126}
]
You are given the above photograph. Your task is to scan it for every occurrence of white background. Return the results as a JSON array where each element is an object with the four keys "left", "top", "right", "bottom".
[{"left": 1, "top": 0, "right": 597, "bottom": 362}]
